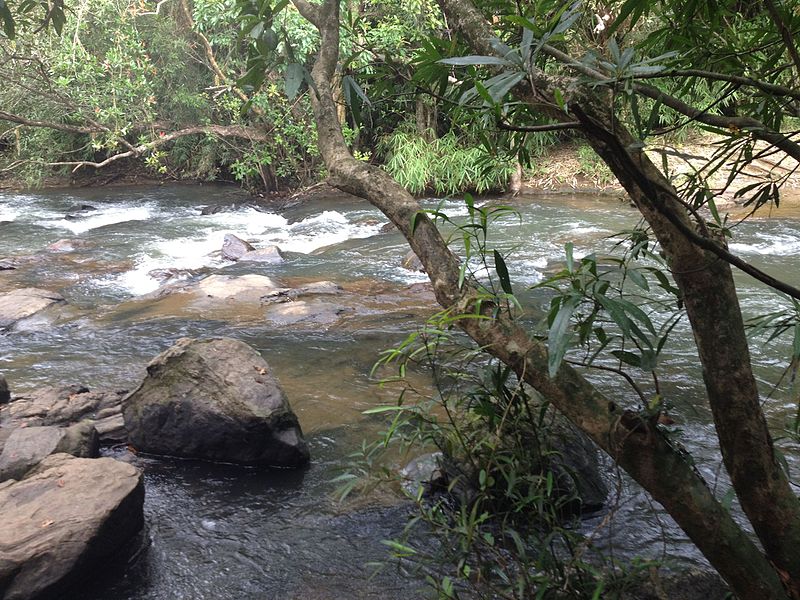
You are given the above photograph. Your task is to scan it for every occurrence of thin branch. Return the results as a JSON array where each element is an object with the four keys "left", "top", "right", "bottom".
[
  {"left": 575, "top": 105, "right": 800, "bottom": 301},
  {"left": 0, "top": 110, "right": 97, "bottom": 134},
  {"left": 565, "top": 359, "right": 648, "bottom": 406},
  {"left": 176, "top": 0, "right": 263, "bottom": 116},
  {"left": 48, "top": 124, "right": 271, "bottom": 172},
  {"left": 540, "top": 43, "right": 800, "bottom": 165},
  {"left": 764, "top": 0, "right": 800, "bottom": 82},
  {"left": 630, "top": 68, "right": 800, "bottom": 103},
  {"left": 496, "top": 119, "right": 581, "bottom": 133}
]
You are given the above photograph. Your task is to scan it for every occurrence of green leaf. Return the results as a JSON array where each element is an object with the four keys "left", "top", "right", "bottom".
[
  {"left": 565, "top": 242, "right": 574, "bottom": 273},
  {"left": 439, "top": 55, "right": 514, "bottom": 67},
  {"left": 548, "top": 296, "right": 580, "bottom": 378},
  {"left": 493, "top": 249, "right": 514, "bottom": 296},
  {"left": 627, "top": 269, "right": 649, "bottom": 291},
  {"left": 607, "top": 0, "right": 648, "bottom": 35},
  {"left": 381, "top": 540, "right": 418, "bottom": 556},
  {"left": 611, "top": 350, "right": 641, "bottom": 367},
  {"left": 0, "top": 1, "right": 15, "bottom": 39},
  {"left": 793, "top": 323, "right": 800, "bottom": 360},
  {"left": 284, "top": 63, "right": 304, "bottom": 100}
]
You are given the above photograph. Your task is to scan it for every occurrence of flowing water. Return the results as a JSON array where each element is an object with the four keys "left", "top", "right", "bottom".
[{"left": 1, "top": 184, "right": 799, "bottom": 598}]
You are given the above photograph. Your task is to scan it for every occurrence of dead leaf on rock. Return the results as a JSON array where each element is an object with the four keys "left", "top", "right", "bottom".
[
  {"left": 56, "top": 479, "right": 66, "bottom": 488},
  {"left": 40, "top": 520, "right": 54, "bottom": 528}
]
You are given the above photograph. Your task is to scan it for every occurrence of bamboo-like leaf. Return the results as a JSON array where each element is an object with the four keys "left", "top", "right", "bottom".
[
  {"left": 493, "top": 249, "right": 513, "bottom": 296},
  {"left": 548, "top": 296, "right": 580, "bottom": 377},
  {"left": 439, "top": 55, "right": 514, "bottom": 67},
  {"left": 611, "top": 349, "right": 641, "bottom": 367}
]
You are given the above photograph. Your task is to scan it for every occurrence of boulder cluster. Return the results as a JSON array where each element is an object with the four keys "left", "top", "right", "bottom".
[{"left": 0, "top": 337, "right": 308, "bottom": 600}]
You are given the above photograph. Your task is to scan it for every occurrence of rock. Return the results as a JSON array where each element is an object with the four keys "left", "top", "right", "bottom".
[
  {"left": 0, "top": 422, "right": 99, "bottom": 482},
  {"left": 200, "top": 204, "right": 226, "bottom": 215},
  {"left": 0, "top": 453, "right": 144, "bottom": 600},
  {"left": 65, "top": 203, "right": 96, "bottom": 213},
  {"left": 261, "top": 280, "right": 344, "bottom": 303},
  {"left": 1, "top": 386, "right": 128, "bottom": 445},
  {"left": 122, "top": 337, "right": 309, "bottom": 467},
  {"left": 264, "top": 300, "right": 353, "bottom": 328},
  {"left": 625, "top": 568, "right": 728, "bottom": 600},
  {"left": 239, "top": 245, "right": 285, "bottom": 264},
  {"left": 400, "top": 452, "right": 446, "bottom": 496},
  {"left": 0, "top": 373, "right": 8, "bottom": 404},
  {"left": 436, "top": 414, "right": 607, "bottom": 516},
  {"left": 548, "top": 420, "right": 608, "bottom": 513},
  {"left": 221, "top": 233, "right": 255, "bottom": 261},
  {"left": 401, "top": 250, "right": 425, "bottom": 273},
  {"left": 195, "top": 274, "right": 279, "bottom": 301},
  {"left": 147, "top": 268, "right": 195, "bottom": 284},
  {"left": 0, "top": 258, "right": 17, "bottom": 271},
  {"left": 46, "top": 239, "right": 93, "bottom": 253},
  {"left": 0, "top": 288, "right": 66, "bottom": 331},
  {"left": 380, "top": 222, "right": 396, "bottom": 233}
]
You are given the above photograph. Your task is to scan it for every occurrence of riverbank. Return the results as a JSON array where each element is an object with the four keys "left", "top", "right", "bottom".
[{"left": 3, "top": 135, "right": 800, "bottom": 218}]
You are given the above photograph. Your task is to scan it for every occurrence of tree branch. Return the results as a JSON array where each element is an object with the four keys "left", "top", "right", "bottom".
[
  {"left": 496, "top": 119, "right": 581, "bottom": 133},
  {"left": 539, "top": 43, "right": 800, "bottom": 166},
  {"left": 48, "top": 124, "right": 270, "bottom": 172},
  {"left": 764, "top": 0, "right": 800, "bottom": 82},
  {"left": 290, "top": 0, "right": 320, "bottom": 26},
  {"left": 0, "top": 110, "right": 98, "bottom": 135},
  {"left": 630, "top": 68, "right": 800, "bottom": 103}
]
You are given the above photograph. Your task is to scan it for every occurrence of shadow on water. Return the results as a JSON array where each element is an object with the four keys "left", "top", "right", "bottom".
[{"left": 74, "top": 435, "right": 425, "bottom": 600}]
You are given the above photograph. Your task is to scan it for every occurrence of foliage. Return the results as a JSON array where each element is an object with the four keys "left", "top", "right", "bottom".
[
  {"left": 0, "top": 0, "right": 325, "bottom": 188},
  {"left": 380, "top": 125, "right": 515, "bottom": 195},
  {"left": 360, "top": 333, "right": 651, "bottom": 599}
]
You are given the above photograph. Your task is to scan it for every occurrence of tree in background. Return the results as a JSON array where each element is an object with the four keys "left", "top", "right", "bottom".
[{"left": 0, "top": 0, "right": 320, "bottom": 188}]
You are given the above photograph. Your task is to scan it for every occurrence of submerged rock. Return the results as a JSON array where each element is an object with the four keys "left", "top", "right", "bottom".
[
  {"left": 239, "top": 245, "right": 285, "bottom": 263},
  {"left": 122, "top": 337, "right": 309, "bottom": 467},
  {"left": 65, "top": 203, "right": 96, "bottom": 213},
  {"left": 0, "top": 453, "right": 144, "bottom": 600},
  {"left": 46, "top": 238, "right": 93, "bottom": 253},
  {"left": 221, "top": 233, "right": 255, "bottom": 260},
  {"left": 400, "top": 250, "right": 425, "bottom": 273},
  {"left": 0, "top": 422, "right": 99, "bottom": 482},
  {"left": 0, "top": 288, "right": 65, "bottom": 331}
]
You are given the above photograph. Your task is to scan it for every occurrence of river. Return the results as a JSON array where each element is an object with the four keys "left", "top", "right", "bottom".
[{"left": 1, "top": 184, "right": 799, "bottom": 598}]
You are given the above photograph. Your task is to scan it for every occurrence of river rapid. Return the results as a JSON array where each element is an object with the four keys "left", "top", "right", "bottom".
[{"left": 1, "top": 184, "right": 799, "bottom": 599}]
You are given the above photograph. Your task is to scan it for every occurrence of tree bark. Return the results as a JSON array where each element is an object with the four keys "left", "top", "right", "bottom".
[{"left": 293, "top": 0, "right": 799, "bottom": 597}]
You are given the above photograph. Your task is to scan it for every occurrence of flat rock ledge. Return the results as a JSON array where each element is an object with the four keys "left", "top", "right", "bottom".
[
  {"left": 0, "top": 288, "right": 65, "bottom": 332},
  {"left": 1, "top": 385, "right": 128, "bottom": 446},
  {"left": 0, "top": 453, "right": 145, "bottom": 600}
]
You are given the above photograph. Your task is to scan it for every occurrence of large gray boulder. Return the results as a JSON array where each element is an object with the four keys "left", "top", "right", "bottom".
[
  {"left": 0, "top": 288, "right": 65, "bottom": 331},
  {"left": 2, "top": 386, "right": 127, "bottom": 445},
  {"left": 0, "top": 423, "right": 99, "bottom": 482},
  {"left": 0, "top": 453, "right": 144, "bottom": 600},
  {"left": 122, "top": 337, "right": 309, "bottom": 467}
]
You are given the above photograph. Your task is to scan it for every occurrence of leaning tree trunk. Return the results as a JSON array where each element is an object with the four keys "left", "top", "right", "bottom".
[
  {"left": 290, "top": 0, "right": 800, "bottom": 597},
  {"left": 437, "top": 1, "right": 800, "bottom": 596}
]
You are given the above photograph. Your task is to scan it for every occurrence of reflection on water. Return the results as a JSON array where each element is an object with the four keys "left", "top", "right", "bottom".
[{"left": 2, "top": 184, "right": 800, "bottom": 596}]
